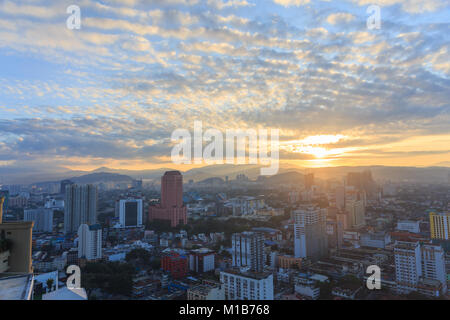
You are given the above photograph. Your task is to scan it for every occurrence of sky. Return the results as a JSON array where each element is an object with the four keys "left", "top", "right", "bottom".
[{"left": 0, "top": 0, "right": 449, "bottom": 175}]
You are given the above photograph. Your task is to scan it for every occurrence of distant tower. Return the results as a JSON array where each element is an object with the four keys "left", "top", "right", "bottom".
[
  {"left": 64, "top": 184, "right": 98, "bottom": 234},
  {"left": 118, "top": 198, "right": 143, "bottom": 228},
  {"left": 161, "top": 171, "right": 183, "bottom": 208},
  {"left": 305, "top": 173, "right": 314, "bottom": 190},
  {"left": 60, "top": 179, "right": 74, "bottom": 195},
  {"left": 149, "top": 171, "right": 187, "bottom": 227}
]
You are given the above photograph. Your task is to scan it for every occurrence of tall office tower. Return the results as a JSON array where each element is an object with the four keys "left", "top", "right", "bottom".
[
  {"left": 231, "top": 232, "right": 264, "bottom": 272},
  {"left": 64, "top": 184, "right": 97, "bottom": 234},
  {"left": 345, "top": 198, "right": 366, "bottom": 228},
  {"left": 335, "top": 186, "right": 345, "bottom": 210},
  {"left": 77, "top": 224, "right": 102, "bottom": 261},
  {"left": 429, "top": 212, "right": 449, "bottom": 240},
  {"left": 24, "top": 208, "right": 53, "bottom": 232},
  {"left": 149, "top": 171, "right": 187, "bottom": 227},
  {"left": 346, "top": 170, "right": 376, "bottom": 196},
  {"left": 0, "top": 196, "right": 34, "bottom": 273},
  {"left": 60, "top": 179, "right": 73, "bottom": 195},
  {"left": 118, "top": 198, "right": 143, "bottom": 228},
  {"left": 304, "top": 173, "right": 314, "bottom": 190},
  {"left": 220, "top": 270, "right": 273, "bottom": 300},
  {"left": 293, "top": 206, "right": 328, "bottom": 261},
  {"left": 346, "top": 172, "right": 363, "bottom": 190},
  {"left": 394, "top": 241, "right": 422, "bottom": 293},
  {"left": 421, "top": 244, "right": 447, "bottom": 293}
]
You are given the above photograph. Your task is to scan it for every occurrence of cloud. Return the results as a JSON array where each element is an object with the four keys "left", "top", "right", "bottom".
[
  {"left": 350, "top": 0, "right": 447, "bottom": 14},
  {"left": 326, "top": 12, "right": 356, "bottom": 25},
  {"left": 0, "top": 0, "right": 449, "bottom": 173},
  {"left": 273, "top": 0, "right": 311, "bottom": 7}
]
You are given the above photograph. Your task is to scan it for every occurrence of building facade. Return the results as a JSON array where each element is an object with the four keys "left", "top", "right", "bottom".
[
  {"left": 429, "top": 212, "right": 449, "bottom": 240},
  {"left": 64, "top": 184, "right": 97, "bottom": 234},
  {"left": 77, "top": 224, "right": 102, "bottom": 261},
  {"left": 24, "top": 208, "right": 53, "bottom": 233},
  {"left": 220, "top": 269, "right": 273, "bottom": 300},
  {"left": 293, "top": 206, "right": 328, "bottom": 261},
  {"left": 149, "top": 171, "right": 187, "bottom": 227},
  {"left": 118, "top": 198, "right": 143, "bottom": 228},
  {"left": 232, "top": 232, "right": 264, "bottom": 272}
]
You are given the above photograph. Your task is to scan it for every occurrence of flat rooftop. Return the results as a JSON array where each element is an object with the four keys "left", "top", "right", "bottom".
[{"left": 0, "top": 274, "right": 33, "bottom": 300}]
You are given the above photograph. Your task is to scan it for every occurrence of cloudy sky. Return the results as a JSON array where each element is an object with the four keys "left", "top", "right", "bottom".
[{"left": 0, "top": 0, "right": 449, "bottom": 175}]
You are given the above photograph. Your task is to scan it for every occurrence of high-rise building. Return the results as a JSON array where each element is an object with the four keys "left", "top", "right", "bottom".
[
  {"left": 118, "top": 198, "right": 143, "bottom": 228},
  {"left": 77, "top": 224, "right": 102, "bottom": 261},
  {"left": 231, "top": 232, "right": 264, "bottom": 272},
  {"left": 335, "top": 186, "right": 345, "bottom": 210},
  {"left": 394, "top": 241, "right": 447, "bottom": 295},
  {"left": 394, "top": 241, "right": 422, "bottom": 293},
  {"left": 64, "top": 184, "right": 97, "bottom": 234},
  {"left": 293, "top": 206, "right": 328, "bottom": 260},
  {"left": 346, "top": 170, "right": 376, "bottom": 197},
  {"left": 429, "top": 212, "right": 449, "bottom": 240},
  {"left": 60, "top": 179, "right": 73, "bottom": 195},
  {"left": 421, "top": 244, "right": 447, "bottom": 294},
  {"left": 345, "top": 190, "right": 366, "bottom": 228},
  {"left": 0, "top": 196, "right": 34, "bottom": 273},
  {"left": 304, "top": 173, "right": 314, "bottom": 190},
  {"left": 24, "top": 208, "right": 53, "bottom": 233},
  {"left": 148, "top": 171, "right": 187, "bottom": 227},
  {"left": 220, "top": 269, "right": 273, "bottom": 300}
]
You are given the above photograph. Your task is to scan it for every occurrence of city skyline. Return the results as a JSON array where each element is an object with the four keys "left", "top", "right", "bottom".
[{"left": 0, "top": 0, "right": 449, "bottom": 176}]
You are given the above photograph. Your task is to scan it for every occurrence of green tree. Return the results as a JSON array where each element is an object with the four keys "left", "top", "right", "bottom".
[{"left": 46, "top": 278, "right": 54, "bottom": 293}]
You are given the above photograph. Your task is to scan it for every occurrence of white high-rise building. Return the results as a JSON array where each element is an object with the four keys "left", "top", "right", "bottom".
[
  {"left": 77, "top": 224, "right": 102, "bottom": 260},
  {"left": 232, "top": 232, "right": 264, "bottom": 272},
  {"left": 394, "top": 241, "right": 422, "bottom": 293},
  {"left": 421, "top": 244, "right": 447, "bottom": 293},
  {"left": 24, "top": 208, "right": 53, "bottom": 232},
  {"left": 293, "top": 206, "right": 327, "bottom": 260},
  {"left": 394, "top": 241, "right": 447, "bottom": 295},
  {"left": 64, "top": 184, "right": 97, "bottom": 234},
  {"left": 118, "top": 198, "right": 143, "bottom": 228},
  {"left": 220, "top": 269, "right": 273, "bottom": 300}
]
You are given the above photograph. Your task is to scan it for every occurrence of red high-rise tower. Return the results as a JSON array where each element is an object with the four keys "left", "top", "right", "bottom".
[{"left": 149, "top": 171, "right": 187, "bottom": 227}]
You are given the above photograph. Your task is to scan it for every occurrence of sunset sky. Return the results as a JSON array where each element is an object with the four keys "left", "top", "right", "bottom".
[{"left": 0, "top": 0, "right": 449, "bottom": 174}]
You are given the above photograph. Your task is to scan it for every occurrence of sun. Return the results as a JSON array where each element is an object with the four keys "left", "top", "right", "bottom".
[{"left": 282, "top": 134, "right": 347, "bottom": 159}]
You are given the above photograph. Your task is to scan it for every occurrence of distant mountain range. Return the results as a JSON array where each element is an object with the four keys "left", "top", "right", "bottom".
[{"left": 1, "top": 163, "right": 449, "bottom": 186}]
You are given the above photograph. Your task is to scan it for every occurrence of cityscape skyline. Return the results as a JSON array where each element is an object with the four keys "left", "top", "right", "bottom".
[{"left": 0, "top": 0, "right": 449, "bottom": 304}]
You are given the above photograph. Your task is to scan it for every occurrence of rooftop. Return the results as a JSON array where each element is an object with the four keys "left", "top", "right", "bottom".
[{"left": 0, "top": 274, "right": 34, "bottom": 300}]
